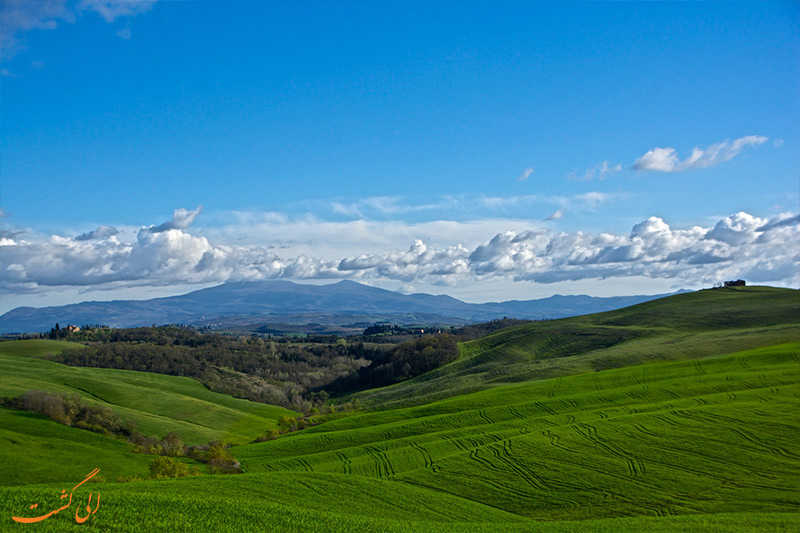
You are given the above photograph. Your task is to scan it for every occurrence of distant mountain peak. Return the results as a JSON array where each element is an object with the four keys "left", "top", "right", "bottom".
[{"left": 0, "top": 280, "right": 676, "bottom": 334}]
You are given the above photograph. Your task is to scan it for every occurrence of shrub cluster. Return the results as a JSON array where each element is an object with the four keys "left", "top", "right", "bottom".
[
  {"left": 4, "top": 390, "right": 136, "bottom": 437},
  {"left": 5, "top": 390, "right": 242, "bottom": 479}
]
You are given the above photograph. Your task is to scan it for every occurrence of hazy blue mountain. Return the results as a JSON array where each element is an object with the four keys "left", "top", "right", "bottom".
[{"left": 0, "top": 280, "right": 675, "bottom": 333}]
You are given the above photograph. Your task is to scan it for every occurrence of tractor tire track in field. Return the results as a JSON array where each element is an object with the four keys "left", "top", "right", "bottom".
[
  {"left": 542, "top": 430, "right": 575, "bottom": 454},
  {"left": 712, "top": 385, "right": 737, "bottom": 402},
  {"left": 409, "top": 440, "right": 437, "bottom": 471},
  {"left": 630, "top": 422, "right": 660, "bottom": 438},
  {"left": 507, "top": 404, "right": 527, "bottom": 421},
  {"left": 336, "top": 452, "right": 351, "bottom": 474},
  {"left": 534, "top": 402, "right": 557, "bottom": 416},
  {"left": 507, "top": 443, "right": 584, "bottom": 493},
  {"left": 685, "top": 410, "right": 800, "bottom": 460},
  {"left": 484, "top": 440, "right": 549, "bottom": 491},
  {"left": 506, "top": 439, "right": 581, "bottom": 492},
  {"left": 294, "top": 458, "right": 314, "bottom": 472},
  {"left": 441, "top": 433, "right": 470, "bottom": 452},
  {"left": 467, "top": 447, "right": 496, "bottom": 471},
  {"left": 572, "top": 423, "right": 645, "bottom": 478},
  {"left": 663, "top": 389, "right": 680, "bottom": 400},
  {"left": 363, "top": 446, "right": 395, "bottom": 479}
]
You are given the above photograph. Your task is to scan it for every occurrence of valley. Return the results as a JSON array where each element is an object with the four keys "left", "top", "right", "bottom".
[{"left": 0, "top": 286, "right": 798, "bottom": 531}]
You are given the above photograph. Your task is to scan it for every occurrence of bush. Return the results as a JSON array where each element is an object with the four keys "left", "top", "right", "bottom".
[
  {"left": 148, "top": 456, "right": 199, "bottom": 479},
  {"left": 203, "top": 441, "right": 241, "bottom": 474},
  {"left": 159, "top": 431, "right": 185, "bottom": 456}
]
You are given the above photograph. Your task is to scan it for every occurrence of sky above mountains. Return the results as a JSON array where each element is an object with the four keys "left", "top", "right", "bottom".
[{"left": 1, "top": 1, "right": 798, "bottom": 313}]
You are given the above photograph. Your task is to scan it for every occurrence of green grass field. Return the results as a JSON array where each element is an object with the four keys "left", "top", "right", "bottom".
[
  {"left": 0, "top": 339, "right": 296, "bottom": 489},
  {"left": 349, "top": 286, "right": 800, "bottom": 408},
  {"left": 0, "top": 339, "right": 296, "bottom": 445},
  {"left": 1, "top": 287, "right": 798, "bottom": 531}
]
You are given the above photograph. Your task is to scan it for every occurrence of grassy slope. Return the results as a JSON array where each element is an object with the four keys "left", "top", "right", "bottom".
[
  {"left": 236, "top": 344, "right": 800, "bottom": 520},
  {"left": 0, "top": 339, "right": 296, "bottom": 444},
  {"left": 0, "top": 408, "right": 154, "bottom": 486},
  {"left": 0, "top": 339, "right": 297, "bottom": 488},
  {"left": 350, "top": 286, "right": 799, "bottom": 408},
  {"left": 2, "top": 343, "right": 797, "bottom": 531},
  {"left": 2, "top": 477, "right": 797, "bottom": 532},
  {"left": 1, "top": 287, "right": 798, "bottom": 531}
]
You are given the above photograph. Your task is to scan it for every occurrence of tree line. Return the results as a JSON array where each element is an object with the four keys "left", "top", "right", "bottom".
[{"left": 46, "top": 326, "right": 464, "bottom": 410}]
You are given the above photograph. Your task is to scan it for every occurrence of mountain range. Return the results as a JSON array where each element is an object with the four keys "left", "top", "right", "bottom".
[{"left": 0, "top": 280, "right": 678, "bottom": 333}]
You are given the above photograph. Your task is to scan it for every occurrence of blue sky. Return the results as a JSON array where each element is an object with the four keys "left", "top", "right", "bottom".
[{"left": 1, "top": 1, "right": 798, "bottom": 313}]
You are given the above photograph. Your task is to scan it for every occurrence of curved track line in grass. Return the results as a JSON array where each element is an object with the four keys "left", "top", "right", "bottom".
[
  {"left": 363, "top": 445, "right": 395, "bottom": 479},
  {"left": 507, "top": 405, "right": 527, "bottom": 421},
  {"left": 534, "top": 401, "right": 557, "bottom": 415},
  {"left": 687, "top": 410, "right": 800, "bottom": 460},
  {"left": 478, "top": 409, "right": 494, "bottom": 425},
  {"left": 408, "top": 441, "right": 435, "bottom": 471},
  {"left": 572, "top": 423, "right": 645, "bottom": 478},
  {"left": 629, "top": 422, "right": 660, "bottom": 438},
  {"left": 335, "top": 452, "right": 352, "bottom": 474}
]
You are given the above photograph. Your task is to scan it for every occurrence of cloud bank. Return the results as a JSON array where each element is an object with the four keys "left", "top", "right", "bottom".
[
  {"left": 1, "top": 209, "right": 797, "bottom": 296},
  {"left": 633, "top": 136, "right": 768, "bottom": 173}
]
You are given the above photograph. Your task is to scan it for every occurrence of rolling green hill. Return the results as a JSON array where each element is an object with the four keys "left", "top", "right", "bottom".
[
  {"left": 0, "top": 339, "right": 296, "bottom": 488},
  {"left": 348, "top": 286, "right": 800, "bottom": 408},
  {"left": 1, "top": 287, "right": 798, "bottom": 531},
  {"left": 0, "top": 339, "right": 296, "bottom": 445}
]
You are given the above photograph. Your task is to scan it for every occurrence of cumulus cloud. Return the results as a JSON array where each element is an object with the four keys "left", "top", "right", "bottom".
[
  {"left": 1, "top": 209, "right": 797, "bottom": 296},
  {"left": 1, "top": 0, "right": 156, "bottom": 61},
  {"left": 75, "top": 225, "right": 119, "bottom": 241},
  {"left": 150, "top": 206, "right": 203, "bottom": 233},
  {"left": 633, "top": 136, "right": 768, "bottom": 173},
  {"left": 517, "top": 168, "right": 533, "bottom": 182},
  {"left": 567, "top": 161, "right": 622, "bottom": 181}
]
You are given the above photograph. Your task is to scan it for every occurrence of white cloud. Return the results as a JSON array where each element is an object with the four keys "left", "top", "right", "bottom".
[
  {"left": 76, "top": 225, "right": 119, "bottom": 241},
  {"left": 544, "top": 209, "right": 564, "bottom": 221},
  {"left": 2, "top": 209, "right": 796, "bottom": 297},
  {"left": 78, "top": 0, "right": 156, "bottom": 23},
  {"left": 633, "top": 135, "right": 768, "bottom": 173},
  {"left": 150, "top": 206, "right": 203, "bottom": 233},
  {"left": 330, "top": 196, "right": 455, "bottom": 219},
  {"left": 517, "top": 167, "right": 533, "bottom": 182},
  {"left": 1, "top": 0, "right": 156, "bottom": 61},
  {"left": 567, "top": 160, "right": 622, "bottom": 181}
]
